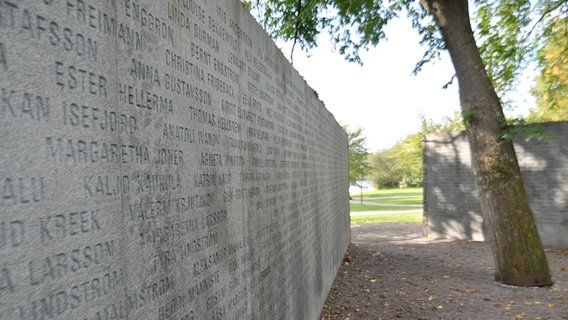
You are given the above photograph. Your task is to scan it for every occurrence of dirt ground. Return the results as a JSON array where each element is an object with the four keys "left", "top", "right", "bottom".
[{"left": 319, "top": 223, "right": 568, "bottom": 320}]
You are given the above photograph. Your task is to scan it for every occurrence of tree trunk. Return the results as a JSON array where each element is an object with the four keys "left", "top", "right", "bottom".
[{"left": 420, "top": 0, "right": 552, "bottom": 287}]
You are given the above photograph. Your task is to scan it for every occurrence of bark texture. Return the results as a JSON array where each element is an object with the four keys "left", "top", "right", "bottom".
[{"left": 420, "top": 0, "right": 552, "bottom": 287}]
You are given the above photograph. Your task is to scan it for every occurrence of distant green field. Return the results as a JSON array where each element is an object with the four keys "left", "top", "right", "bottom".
[
  {"left": 350, "top": 187, "right": 423, "bottom": 198},
  {"left": 349, "top": 203, "right": 422, "bottom": 212},
  {"left": 365, "top": 197, "right": 422, "bottom": 205},
  {"left": 351, "top": 212, "right": 423, "bottom": 224},
  {"left": 349, "top": 188, "right": 423, "bottom": 224}
]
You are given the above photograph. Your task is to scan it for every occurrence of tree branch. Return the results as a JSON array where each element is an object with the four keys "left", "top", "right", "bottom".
[
  {"left": 525, "top": 0, "right": 566, "bottom": 39},
  {"left": 290, "top": 0, "right": 303, "bottom": 65}
]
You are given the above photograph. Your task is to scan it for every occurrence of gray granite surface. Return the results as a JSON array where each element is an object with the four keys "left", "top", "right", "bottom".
[{"left": 0, "top": 1, "right": 350, "bottom": 319}]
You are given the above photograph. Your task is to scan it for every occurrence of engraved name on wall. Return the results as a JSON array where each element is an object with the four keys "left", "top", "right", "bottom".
[{"left": 0, "top": 1, "right": 350, "bottom": 319}]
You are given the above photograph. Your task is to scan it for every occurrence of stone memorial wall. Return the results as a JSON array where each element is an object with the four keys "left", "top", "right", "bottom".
[
  {"left": 423, "top": 122, "right": 568, "bottom": 248},
  {"left": 0, "top": 1, "right": 350, "bottom": 319}
]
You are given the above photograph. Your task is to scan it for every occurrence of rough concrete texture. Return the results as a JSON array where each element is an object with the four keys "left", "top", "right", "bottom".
[
  {"left": 0, "top": 1, "right": 350, "bottom": 319},
  {"left": 423, "top": 122, "right": 568, "bottom": 247}
]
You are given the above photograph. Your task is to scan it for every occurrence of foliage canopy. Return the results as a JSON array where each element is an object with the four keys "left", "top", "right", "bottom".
[
  {"left": 248, "top": 0, "right": 561, "bottom": 287},
  {"left": 369, "top": 112, "right": 464, "bottom": 189},
  {"left": 343, "top": 125, "right": 371, "bottom": 186},
  {"left": 528, "top": 16, "right": 568, "bottom": 122},
  {"left": 247, "top": 0, "right": 567, "bottom": 106}
]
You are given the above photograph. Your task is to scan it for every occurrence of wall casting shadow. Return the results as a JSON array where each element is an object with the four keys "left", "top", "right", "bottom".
[{"left": 423, "top": 121, "right": 568, "bottom": 248}]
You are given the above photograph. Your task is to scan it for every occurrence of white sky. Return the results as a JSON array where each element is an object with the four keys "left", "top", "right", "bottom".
[{"left": 277, "top": 17, "right": 537, "bottom": 152}]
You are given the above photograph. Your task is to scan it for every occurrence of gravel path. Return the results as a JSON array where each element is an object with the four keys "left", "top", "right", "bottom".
[{"left": 320, "top": 223, "right": 568, "bottom": 320}]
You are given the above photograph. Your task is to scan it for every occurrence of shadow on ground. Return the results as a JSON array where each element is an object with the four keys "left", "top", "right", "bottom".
[{"left": 320, "top": 223, "right": 568, "bottom": 320}]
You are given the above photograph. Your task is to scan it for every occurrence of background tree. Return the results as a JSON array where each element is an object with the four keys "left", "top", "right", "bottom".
[
  {"left": 368, "top": 151, "right": 399, "bottom": 189},
  {"left": 475, "top": 1, "right": 567, "bottom": 109},
  {"left": 370, "top": 112, "right": 464, "bottom": 189},
  {"left": 369, "top": 133, "right": 422, "bottom": 188},
  {"left": 528, "top": 16, "right": 568, "bottom": 122},
  {"left": 343, "top": 125, "right": 371, "bottom": 186},
  {"left": 420, "top": 111, "right": 465, "bottom": 134},
  {"left": 249, "top": 0, "right": 564, "bottom": 286}
]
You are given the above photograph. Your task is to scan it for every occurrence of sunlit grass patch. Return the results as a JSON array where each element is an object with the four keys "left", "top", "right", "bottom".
[
  {"left": 365, "top": 197, "right": 423, "bottom": 205},
  {"left": 350, "top": 203, "right": 422, "bottom": 212},
  {"left": 350, "top": 187, "right": 423, "bottom": 198},
  {"left": 351, "top": 212, "right": 423, "bottom": 224}
]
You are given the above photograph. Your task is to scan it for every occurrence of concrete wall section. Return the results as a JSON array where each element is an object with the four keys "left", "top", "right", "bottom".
[
  {"left": 0, "top": 1, "right": 350, "bottom": 319},
  {"left": 423, "top": 122, "right": 568, "bottom": 248}
]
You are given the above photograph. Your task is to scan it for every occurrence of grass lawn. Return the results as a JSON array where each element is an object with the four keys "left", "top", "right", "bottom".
[
  {"left": 349, "top": 203, "right": 422, "bottom": 212},
  {"left": 351, "top": 212, "right": 423, "bottom": 224},
  {"left": 349, "top": 187, "right": 424, "bottom": 224},
  {"left": 365, "top": 197, "right": 422, "bottom": 205},
  {"left": 350, "top": 187, "right": 423, "bottom": 198}
]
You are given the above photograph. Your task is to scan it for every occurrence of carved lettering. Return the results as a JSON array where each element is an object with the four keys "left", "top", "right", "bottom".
[
  {"left": 190, "top": 42, "right": 211, "bottom": 66},
  {"left": 118, "top": 82, "right": 174, "bottom": 114},
  {"left": 200, "top": 152, "right": 222, "bottom": 166},
  {"left": 46, "top": 137, "right": 150, "bottom": 165},
  {"left": 194, "top": 173, "right": 230, "bottom": 188},
  {"left": 206, "top": 72, "right": 235, "bottom": 97},
  {"left": 165, "top": 49, "right": 204, "bottom": 81},
  {"left": 63, "top": 102, "right": 137, "bottom": 134},
  {"left": 0, "top": 267, "right": 14, "bottom": 297},
  {"left": 19, "top": 269, "right": 123, "bottom": 319},
  {"left": 0, "top": 1, "right": 350, "bottom": 319},
  {"left": 0, "top": 220, "right": 24, "bottom": 249},
  {"left": 39, "top": 209, "right": 101, "bottom": 244},
  {"left": 187, "top": 271, "right": 220, "bottom": 303},
  {"left": 1, "top": 177, "right": 45, "bottom": 206},
  {"left": 164, "top": 73, "right": 212, "bottom": 105},
  {"left": 157, "top": 294, "right": 186, "bottom": 320},
  {"left": 134, "top": 174, "right": 182, "bottom": 194},
  {"left": 208, "top": 15, "right": 237, "bottom": 50},
  {"left": 126, "top": 276, "right": 175, "bottom": 312},
  {"left": 55, "top": 61, "right": 107, "bottom": 96},
  {"left": 155, "top": 148, "right": 183, "bottom": 166},
  {"left": 163, "top": 123, "right": 195, "bottom": 143},
  {"left": 197, "top": 130, "right": 219, "bottom": 147},
  {"left": 28, "top": 240, "right": 116, "bottom": 285},
  {"left": 1, "top": 89, "right": 50, "bottom": 122},
  {"left": 125, "top": 0, "right": 174, "bottom": 41},
  {"left": 83, "top": 175, "right": 130, "bottom": 197},
  {"left": 166, "top": 3, "right": 192, "bottom": 34},
  {"left": 128, "top": 194, "right": 215, "bottom": 221},
  {"left": 130, "top": 58, "right": 160, "bottom": 86},
  {"left": 193, "top": 23, "right": 219, "bottom": 53},
  {"left": 117, "top": 22, "right": 145, "bottom": 50},
  {"left": 66, "top": 0, "right": 117, "bottom": 35}
]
